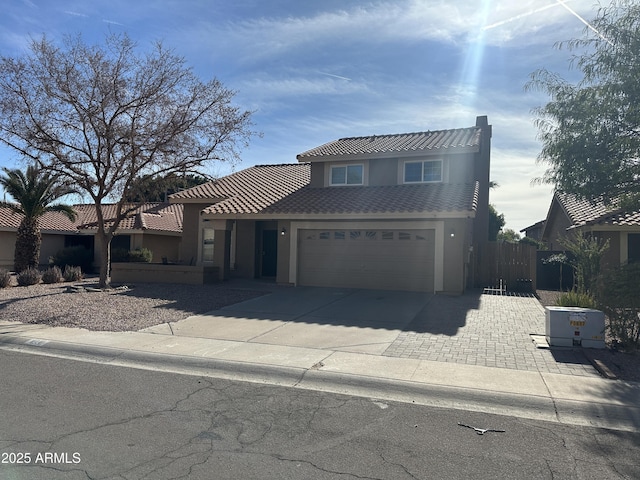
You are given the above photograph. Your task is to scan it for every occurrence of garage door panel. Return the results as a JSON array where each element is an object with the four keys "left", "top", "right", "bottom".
[{"left": 298, "top": 229, "right": 435, "bottom": 292}]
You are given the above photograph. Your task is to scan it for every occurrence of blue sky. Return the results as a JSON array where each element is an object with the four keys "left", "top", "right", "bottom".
[{"left": 0, "top": 0, "right": 602, "bottom": 232}]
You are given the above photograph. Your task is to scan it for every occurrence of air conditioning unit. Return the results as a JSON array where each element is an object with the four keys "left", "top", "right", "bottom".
[{"left": 545, "top": 306, "right": 605, "bottom": 348}]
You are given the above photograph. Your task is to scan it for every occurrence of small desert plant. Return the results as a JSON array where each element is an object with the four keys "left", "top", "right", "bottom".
[
  {"left": 63, "top": 265, "right": 84, "bottom": 282},
  {"left": 0, "top": 268, "right": 11, "bottom": 288},
  {"left": 597, "top": 262, "right": 640, "bottom": 350},
  {"left": 52, "top": 246, "right": 93, "bottom": 272},
  {"left": 127, "top": 248, "right": 153, "bottom": 263},
  {"left": 555, "top": 290, "right": 598, "bottom": 309},
  {"left": 42, "top": 266, "right": 63, "bottom": 284},
  {"left": 17, "top": 268, "right": 42, "bottom": 286}
]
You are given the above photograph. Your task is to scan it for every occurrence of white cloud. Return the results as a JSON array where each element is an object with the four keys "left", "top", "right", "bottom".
[{"left": 206, "top": 0, "right": 598, "bottom": 62}]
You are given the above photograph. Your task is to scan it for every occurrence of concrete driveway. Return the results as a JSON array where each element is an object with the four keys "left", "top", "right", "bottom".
[
  {"left": 143, "top": 286, "right": 432, "bottom": 355},
  {"left": 142, "top": 284, "right": 600, "bottom": 377}
]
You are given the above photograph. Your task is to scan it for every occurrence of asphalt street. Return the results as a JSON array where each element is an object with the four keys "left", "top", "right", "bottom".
[{"left": 1, "top": 350, "right": 639, "bottom": 480}]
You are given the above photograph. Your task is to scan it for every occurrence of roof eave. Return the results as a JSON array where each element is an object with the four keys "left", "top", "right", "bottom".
[{"left": 200, "top": 211, "right": 476, "bottom": 221}]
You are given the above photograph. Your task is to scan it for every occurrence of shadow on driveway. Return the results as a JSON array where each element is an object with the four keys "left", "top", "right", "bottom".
[{"left": 402, "top": 291, "right": 482, "bottom": 336}]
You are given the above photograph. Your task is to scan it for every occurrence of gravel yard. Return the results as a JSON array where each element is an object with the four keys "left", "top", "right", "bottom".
[{"left": 0, "top": 277, "right": 267, "bottom": 332}]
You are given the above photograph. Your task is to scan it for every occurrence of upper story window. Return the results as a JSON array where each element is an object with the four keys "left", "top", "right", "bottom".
[
  {"left": 330, "top": 164, "right": 363, "bottom": 186},
  {"left": 404, "top": 160, "right": 442, "bottom": 183}
]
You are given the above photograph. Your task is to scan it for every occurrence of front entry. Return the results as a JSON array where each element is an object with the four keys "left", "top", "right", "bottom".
[{"left": 260, "top": 229, "right": 278, "bottom": 277}]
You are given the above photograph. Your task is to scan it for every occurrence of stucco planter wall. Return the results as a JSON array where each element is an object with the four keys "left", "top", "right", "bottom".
[{"left": 111, "top": 263, "right": 220, "bottom": 285}]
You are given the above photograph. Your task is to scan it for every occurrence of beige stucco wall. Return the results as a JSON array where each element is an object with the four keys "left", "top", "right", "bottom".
[
  {"left": 543, "top": 203, "right": 573, "bottom": 250},
  {"left": 0, "top": 231, "right": 15, "bottom": 269},
  {"left": 0, "top": 231, "right": 68, "bottom": 270},
  {"left": 179, "top": 203, "right": 211, "bottom": 265},
  {"left": 40, "top": 234, "right": 66, "bottom": 266},
  {"left": 442, "top": 218, "right": 472, "bottom": 294},
  {"left": 141, "top": 234, "right": 181, "bottom": 263}
]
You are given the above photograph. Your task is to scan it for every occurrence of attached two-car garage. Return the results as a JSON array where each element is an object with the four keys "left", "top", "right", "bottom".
[{"left": 297, "top": 228, "right": 435, "bottom": 292}]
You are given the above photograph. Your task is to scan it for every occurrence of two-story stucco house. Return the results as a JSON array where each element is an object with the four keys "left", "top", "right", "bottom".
[{"left": 169, "top": 116, "right": 491, "bottom": 294}]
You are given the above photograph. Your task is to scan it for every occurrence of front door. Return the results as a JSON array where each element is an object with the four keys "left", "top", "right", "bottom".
[{"left": 261, "top": 230, "right": 278, "bottom": 277}]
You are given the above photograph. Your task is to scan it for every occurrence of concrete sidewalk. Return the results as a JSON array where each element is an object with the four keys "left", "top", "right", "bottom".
[{"left": 1, "top": 287, "right": 640, "bottom": 433}]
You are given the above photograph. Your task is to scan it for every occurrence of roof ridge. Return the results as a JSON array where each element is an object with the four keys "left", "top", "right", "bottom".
[{"left": 335, "top": 126, "right": 478, "bottom": 142}]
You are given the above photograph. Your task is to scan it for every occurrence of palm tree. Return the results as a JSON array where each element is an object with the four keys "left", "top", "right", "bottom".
[{"left": 0, "top": 166, "right": 77, "bottom": 272}]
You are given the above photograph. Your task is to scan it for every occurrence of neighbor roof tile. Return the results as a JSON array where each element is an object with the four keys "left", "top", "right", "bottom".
[
  {"left": 556, "top": 192, "right": 640, "bottom": 228},
  {"left": 0, "top": 203, "right": 183, "bottom": 234}
]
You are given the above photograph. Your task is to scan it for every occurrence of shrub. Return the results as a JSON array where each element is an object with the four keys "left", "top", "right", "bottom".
[
  {"left": 597, "top": 263, "right": 640, "bottom": 350},
  {"left": 560, "top": 234, "right": 609, "bottom": 294},
  {"left": 52, "top": 246, "right": 93, "bottom": 272},
  {"left": 42, "top": 266, "right": 63, "bottom": 284},
  {"left": 111, "top": 248, "right": 130, "bottom": 263},
  {"left": 0, "top": 269, "right": 11, "bottom": 288},
  {"left": 555, "top": 290, "right": 598, "bottom": 309},
  {"left": 127, "top": 248, "right": 153, "bottom": 263},
  {"left": 17, "top": 268, "right": 42, "bottom": 286},
  {"left": 63, "top": 265, "right": 84, "bottom": 282}
]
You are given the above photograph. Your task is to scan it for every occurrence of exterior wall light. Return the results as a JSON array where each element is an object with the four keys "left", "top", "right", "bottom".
[
  {"left": 450, "top": 229, "right": 455, "bottom": 238},
  {"left": 281, "top": 227, "right": 287, "bottom": 236}
]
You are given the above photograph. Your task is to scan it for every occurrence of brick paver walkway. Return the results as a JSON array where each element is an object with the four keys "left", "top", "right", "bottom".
[{"left": 383, "top": 292, "right": 600, "bottom": 377}]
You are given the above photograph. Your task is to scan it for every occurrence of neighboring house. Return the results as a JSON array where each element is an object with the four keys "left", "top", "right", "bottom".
[
  {"left": 169, "top": 116, "right": 491, "bottom": 294},
  {"left": 0, "top": 203, "right": 183, "bottom": 270},
  {"left": 520, "top": 220, "right": 545, "bottom": 242},
  {"left": 541, "top": 191, "right": 640, "bottom": 267}
]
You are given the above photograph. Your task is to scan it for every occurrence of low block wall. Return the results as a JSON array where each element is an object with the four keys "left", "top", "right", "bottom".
[{"left": 111, "top": 263, "right": 220, "bottom": 285}]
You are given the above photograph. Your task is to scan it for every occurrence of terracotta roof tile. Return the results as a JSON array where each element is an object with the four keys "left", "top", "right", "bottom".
[
  {"left": 296, "top": 127, "right": 481, "bottom": 159},
  {"left": 0, "top": 203, "right": 183, "bottom": 234},
  {"left": 262, "top": 183, "right": 479, "bottom": 215},
  {"left": 170, "top": 163, "right": 310, "bottom": 205},
  {"left": 182, "top": 164, "right": 311, "bottom": 214},
  {"left": 556, "top": 192, "right": 640, "bottom": 228},
  {"left": 0, "top": 205, "right": 79, "bottom": 232}
]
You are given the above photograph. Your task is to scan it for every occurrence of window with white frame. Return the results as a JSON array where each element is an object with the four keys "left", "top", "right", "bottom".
[
  {"left": 330, "top": 164, "right": 363, "bottom": 185},
  {"left": 404, "top": 160, "right": 442, "bottom": 183},
  {"left": 202, "top": 228, "right": 215, "bottom": 262}
]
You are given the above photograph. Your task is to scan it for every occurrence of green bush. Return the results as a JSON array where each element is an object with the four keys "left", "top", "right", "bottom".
[
  {"left": 597, "top": 263, "right": 640, "bottom": 350},
  {"left": 17, "top": 268, "right": 42, "bottom": 286},
  {"left": 555, "top": 290, "right": 598, "bottom": 309},
  {"left": 126, "top": 248, "right": 153, "bottom": 263},
  {"left": 63, "top": 265, "right": 84, "bottom": 282},
  {"left": 111, "top": 248, "right": 130, "bottom": 263},
  {"left": 53, "top": 246, "right": 93, "bottom": 272},
  {"left": 0, "top": 269, "right": 11, "bottom": 288},
  {"left": 42, "top": 266, "right": 63, "bottom": 284}
]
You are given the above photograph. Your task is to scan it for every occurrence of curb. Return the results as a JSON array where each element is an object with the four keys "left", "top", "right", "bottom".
[{"left": 1, "top": 334, "right": 639, "bottom": 433}]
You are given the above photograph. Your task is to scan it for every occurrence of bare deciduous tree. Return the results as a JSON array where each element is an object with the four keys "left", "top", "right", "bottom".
[{"left": 0, "top": 33, "right": 255, "bottom": 287}]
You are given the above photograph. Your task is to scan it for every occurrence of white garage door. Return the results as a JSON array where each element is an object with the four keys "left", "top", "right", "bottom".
[{"left": 298, "top": 229, "right": 435, "bottom": 292}]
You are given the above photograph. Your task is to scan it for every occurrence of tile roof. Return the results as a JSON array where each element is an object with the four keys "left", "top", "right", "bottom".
[
  {"left": 296, "top": 127, "right": 482, "bottom": 159},
  {"left": 0, "top": 206, "right": 79, "bottom": 232},
  {"left": 261, "top": 183, "right": 479, "bottom": 216},
  {"left": 556, "top": 192, "right": 640, "bottom": 228},
  {"left": 0, "top": 203, "right": 183, "bottom": 234},
  {"left": 173, "top": 164, "right": 311, "bottom": 214},
  {"left": 74, "top": 203, "right": 183, "bottom": 233}
]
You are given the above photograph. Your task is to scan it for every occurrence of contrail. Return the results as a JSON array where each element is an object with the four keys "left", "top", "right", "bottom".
[
  {"left": 318, "top": 72, "right": 352, "bottom": 81},
  {"left": 483, "top": 3, "right": 559, "bottom": 30},
  {"left": 555, "top": 0, "right": 613, "bottom": 45},
  {"left": 484, "top": 0, "right": 613, "bottom": 46}
]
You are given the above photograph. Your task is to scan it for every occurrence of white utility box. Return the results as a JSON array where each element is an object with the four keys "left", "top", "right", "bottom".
[{"left": 545, "top": 306, "right": 605, "bottom": 348}]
